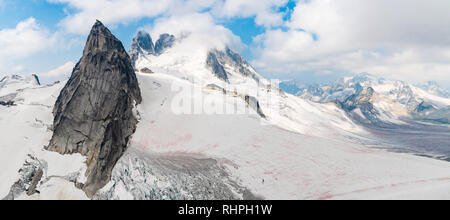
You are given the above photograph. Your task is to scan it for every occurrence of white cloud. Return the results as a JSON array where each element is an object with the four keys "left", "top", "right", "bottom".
[
  {"left": 149, "top": 13, "right": 244, "bottom": 51},
  {"left": 214, "top": 0, "right": 289, "bottom": 27},
  {"left": 252, "top": 0, "right": 450, "bottom": 86},
  {"left": 288, "top": 0, "right": 450, "bottom": 50},
  {"left": 11, "top": 65, "right": 25, "bottom": 72},
  {"left": 48, "top": 0, "right": 291, "bottom": 34},
  {"left": 41, "top": 61, "right": 76, "bottom": 78},
  {"left": 47, "top": 0, "right": 218, "bottom": 34},
  {"left": 0, "top": 17, "right": 57, "bottom": 59},
  {"left": 0, "top": 17, "right": 64, "bottom": 75}
]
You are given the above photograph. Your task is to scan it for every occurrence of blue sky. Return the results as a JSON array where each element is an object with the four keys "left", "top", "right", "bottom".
[
  {"left": 0, "top": 0, "right": 298, "bottom": 82},
  {"left": 1, "top": 0, "right": 449, "bottom": 89}
]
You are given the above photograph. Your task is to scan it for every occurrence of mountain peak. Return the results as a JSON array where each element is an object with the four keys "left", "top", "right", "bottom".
[
  {"left": 133, "top": 30, "right": 155, "bottom": 52},
  {"left": 129, "top": 32, "right": 176, "bottom": 67},
  {"left": 83, "top": 20, "right": 125, "bottom": 55},
  {"left": 48, "top": 20, "right": 142, "bottom": 197},
  {"left": 129, "top": 30, "right": 155, "bottom": 67},
  {"left": 94, "top": 19, "right": 103, "bottom": 26}
]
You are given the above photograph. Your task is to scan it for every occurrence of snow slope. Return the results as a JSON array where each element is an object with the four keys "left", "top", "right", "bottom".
[
  {"left": 108, "top": 72, "right": 450, "bottom": 200},
  {"left": 100, "top": 34, "right": 450, "bottom": 199},
  {"left": 2, "top": 72, "right": 450, "bottom": 200},
  {"left": 0, "top": 78, "right": 88, "bottom": 200},
  {"left": 134, "top": 41, "right": 364, "bottom": 140}
]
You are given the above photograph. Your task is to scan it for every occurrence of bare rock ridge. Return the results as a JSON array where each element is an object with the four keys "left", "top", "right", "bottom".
[
  {"left": 206, "top": 51, "right": 229, "bottom": 82},
  {"left": 206, "top": 47, "right": 261, "bottom": 83},
  {"left": 47, "top": 20, "right": 142, "bottom": 197}
]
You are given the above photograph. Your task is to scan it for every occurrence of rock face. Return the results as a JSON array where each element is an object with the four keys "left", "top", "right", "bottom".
[
  {"left": 47, "top": 20, "right": 142, "bottom": 197},
  {"left": 206, "top": 51, "right": 229, "bottom": 82},
  {"left": 155, "top": 33, "right": 176, "bottom": 55},
  {"left": 206, "top": 47, "right": 261, "bottom": 83},
  {"left": 130, "top": 31, "right": 155, "bottom": 67},
  {"left": 338, "top": 87, "right": 381, "bottom": 124}
]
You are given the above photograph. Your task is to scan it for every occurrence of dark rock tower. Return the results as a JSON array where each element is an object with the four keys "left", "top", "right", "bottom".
[{"left": 48, "top": 20, "right": 142, "bottom": 197}]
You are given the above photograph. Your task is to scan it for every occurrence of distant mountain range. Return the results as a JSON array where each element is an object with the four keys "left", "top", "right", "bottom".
[{"left": 280, "top": 73, "right": 450, "bottom": 125}]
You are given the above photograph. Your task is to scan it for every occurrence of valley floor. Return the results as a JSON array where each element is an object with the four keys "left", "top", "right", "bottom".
[{"left": 362, "top": 120, "right": 450, "bottom": 161}]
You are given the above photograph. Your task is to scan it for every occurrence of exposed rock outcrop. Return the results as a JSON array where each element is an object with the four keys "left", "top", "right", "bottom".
[
  {"left": 32, "top": 74, "right": 41, "bottom": 86},
  {"left": 205, "top": 84, "right": 266, "bottom": 118},
  {"left": 139, "top": 67, "right": 154, "bottom": 74},
  {"left": 26, "top": 168, "right": 43, "bottom": 196},
  {"left": 0, "top": 100, "right": 15, "bottom": 107},
  {"left": 244, "top": 95, "right": 266, "bottom": 119},
  {"left": 47, "top": 20, "right": 142, "bottom": 197}
]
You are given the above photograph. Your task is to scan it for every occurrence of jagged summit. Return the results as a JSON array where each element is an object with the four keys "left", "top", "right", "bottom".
[
  {"left": 129, "top": 31, "right": 175, "bottom": 67},
  {"left": 84, "top": 20, "right": 127, "bottom": 55},
  {"left": 130, "top": 30, "right": 155, "bottom": 66},
  {"left": 48, "top": 20, "right": 142, "bottom": 197},
  {"left": 135, "top": 30, "right": 156, "bottom": 53}
]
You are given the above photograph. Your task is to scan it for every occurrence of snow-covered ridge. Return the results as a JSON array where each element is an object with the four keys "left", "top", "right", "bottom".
[
  {"left": 0, "top": 74, "right": 40, "bottom": 97},
  {"left": 416, "top": 81, "right": 450, "bottom": 98}
]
